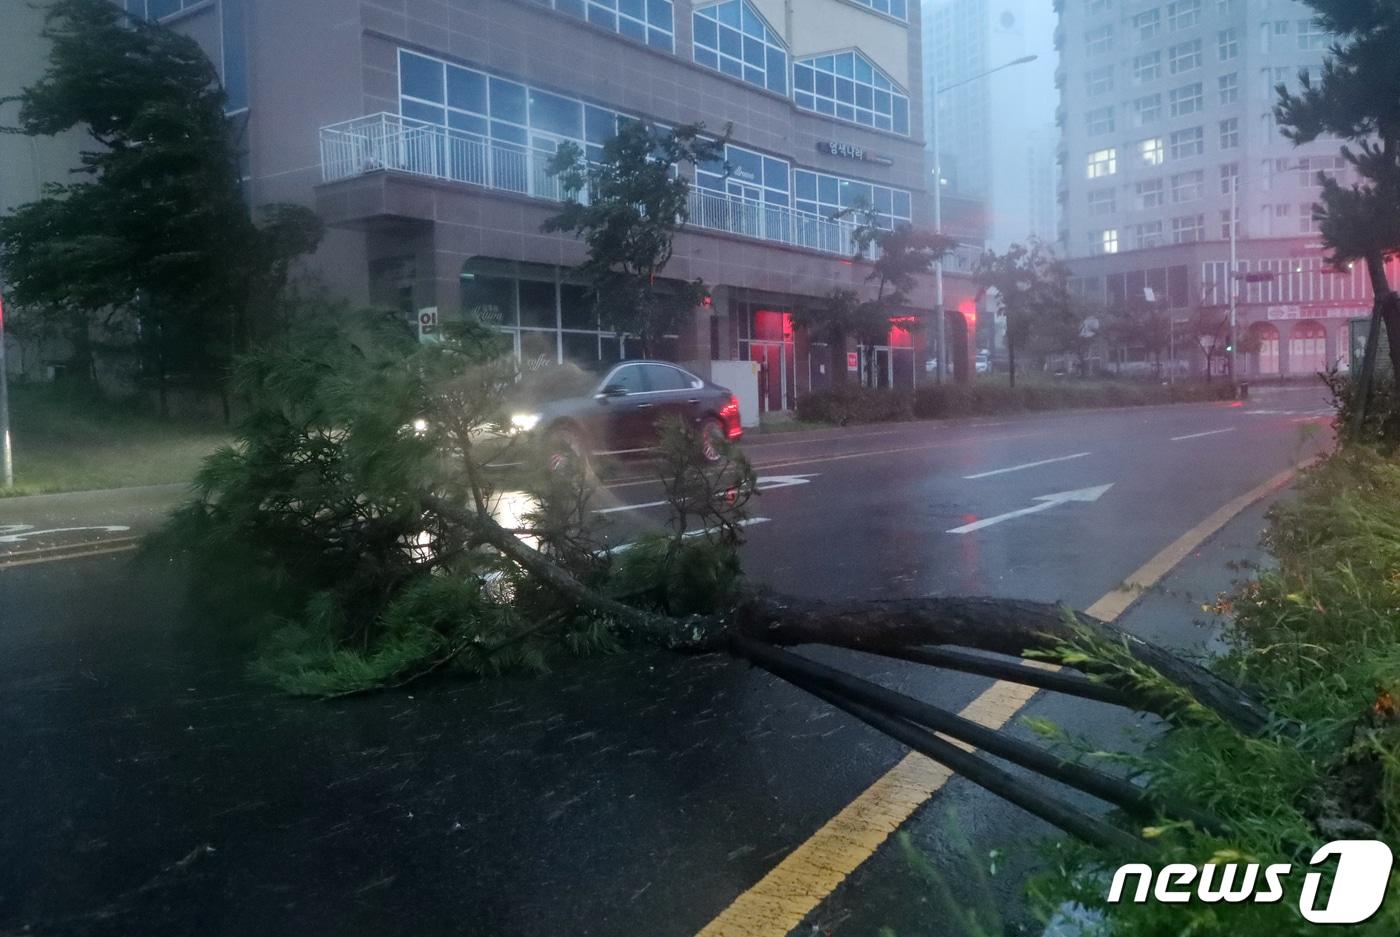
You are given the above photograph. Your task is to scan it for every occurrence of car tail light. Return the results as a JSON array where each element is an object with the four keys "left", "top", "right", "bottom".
[{"left": 719, "top": 395, "right": 742, "bottom": 439}]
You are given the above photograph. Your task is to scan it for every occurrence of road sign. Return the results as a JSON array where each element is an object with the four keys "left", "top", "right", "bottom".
[
  {"left": 946, "top": 484, "right": 1115, "bottom": 535},
  {"left": 417, "top": 307, "right": 440, "bottom": 343},
  {"left": 846, "top": 352, "right": 859, "bottom": 372}
]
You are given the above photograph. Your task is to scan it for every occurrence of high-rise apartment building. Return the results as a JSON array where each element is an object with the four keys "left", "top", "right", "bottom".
[
  {"left": 923, "top": 0, "right": 1059, "bottom": 248},
  {"left": 3, "top": 0, "right": 991, "bottom": 405},
  {"left": 1057, "top": 0, "right": 1378, "bottom": 377}
]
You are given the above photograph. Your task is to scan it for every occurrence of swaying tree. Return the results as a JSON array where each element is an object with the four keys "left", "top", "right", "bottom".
[
  {"left": 543, "top": 120, "right": 725, "bottom": 358},
  {"left": 1275, "top": 1, "right": 1400, "bottom": 424},
  {"left": 0, "top": 0, "right": 321, "bottom": 411},
  {"left": 975, "top": 240, "right": 1070, "bottom": 387}
]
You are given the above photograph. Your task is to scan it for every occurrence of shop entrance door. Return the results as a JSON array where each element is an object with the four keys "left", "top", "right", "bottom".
[{"left": 747, "top": 309, "right": 795, "bottom": 413}]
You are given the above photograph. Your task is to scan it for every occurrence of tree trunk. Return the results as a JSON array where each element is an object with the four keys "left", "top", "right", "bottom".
[
  {"left": 1008, "top": 318, "right": 1018, "bottom": 389},
  {"left": 1353, "top": 253, "right": 1395, "bottom": 436}
]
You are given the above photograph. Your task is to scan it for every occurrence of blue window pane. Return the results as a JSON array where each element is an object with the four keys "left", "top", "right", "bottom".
[
  {"left": 719, "top": 25, "right": 741, "bottom": 57},
  {"left": 491, "top": 121, "right": 527, "bottom": 145},
  {"left": 743, "top": 35, "right": 764, "bottom": 67},
  {"left": 447, "top": 67, "right": 487, "bottom": 114},
  {"left": 855, "top": 84, "right": 873, "bottom": 109},
  {"left": 148, "top": 0, "right": 180, "bottom": 19},
  {"left": 890, "top": 0, "right": 906, "bottom": 18},
  {"left": 836, "top": 78, "right": 854, "bottom": 103},
  {"left": 762, "top": 157, "right": 789, "bottom": 190},
  {"left": 448, "top": 111, "right": 488, "bottom": 135},
  {"left": 817, "top": 97, "right": 835, "bottom": 115},
  {"left": 402, "top": 99, "right": 445, "bottom": 125},
  {"left": 858, "top": 111, "right": 874, "bottom": 126},
  {"left": 795, "top": 173, "right": 816, "bottom": 199},
  {"left": 695, "top": 47, "right": 719, "bottom": 69},
  {"left": 874, "top": 188, "right": 893, "bottom": 215},
  {"left": 767, "top": 49, "right": 786, "bottom": 93},
  {"left": 796, "top": 200, "right": 818, "bottom": 215},
  {"left": 874, "top": 90, "right": 891, "bottom": 112},
  {"left": 836, "top": 103, "right": 855, "bottom": 121},
  {"left": 816, "top": 55, "right": 834, "bottom": 72},
  {"left": 836, "top": 53, "right": 854, "bottom": 78},
  {"left": 619, "top": 17, "right": 646, "bottom": 41},
  {"left": 587, "top": 5, "right": 616, "bottom": 29},
  {"left": 875, "top": 114, "right": 892, "bottom": 131},
  {"left": 727, "top": 147, "right": 763, "bottom": 184},
  {"left": 720, "top": 56, "right": 742, "bottom": 78},
  {"left": 873, "top": 73, "right": 890, "bottom": 91},
  {"left": 794, "top": 64, "right": 814, "bottom": 93},
  {"left": 815, "top": 71, "right": 834, "bottom": 97},
  {"left": 620, "top": 0, "right": 645, "bottom": 19},
  {"left": 893, "top": 190, "right": 911, "bottom": 219},
  {"left": 854, "top": 56, "right": 873, "bottom": 84},
  {"left": 693, "top": 16, "right": 717, "bottom": 47},
  {"left": 401, "top": 52, "right": 444, "bottom": 103},
  {"left": 744, "top": 65, "right": 764, "bottom": 86},
  {"left": 840, "top": 181, "right": 871, "bottom": 208},
  {"left": 817, "top": 174, "right": 838, "bottom": 203},
  {"left": 648, "top": 0, "right": 673, "bottom": 30},
  {"left": 558, "top": 0, "right": 586, "bottom": 16},
  {"left": 796, "top": 91, "right": 814, "bottom": 109},
  {"left": 530, "top": 91, "right": 582, "bottom": 137},
  {"left": 717, "top": 0, "right": 740, "bottom": 27},
  {"left": 768, "top": 191, "right": 789, "bottom": 207},
  {"left": 489, "top": 78, "right": 527, "bottom": 124},
  {"left": 892, "top": 97, "right": 909, "bottom": 135},
  {"left": 586, "top": 106, "right": 616, "bottom": 143},
  {"left": 221, "top": 0, "right": 248, "bottom": 111},
  {"left": 648, "top": 28, "right": 672, "bottom": 50}
]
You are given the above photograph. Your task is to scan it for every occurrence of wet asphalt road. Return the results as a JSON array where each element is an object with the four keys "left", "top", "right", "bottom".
[{"left": 0, "top": 386, "right": 1332, "bottom": 937}]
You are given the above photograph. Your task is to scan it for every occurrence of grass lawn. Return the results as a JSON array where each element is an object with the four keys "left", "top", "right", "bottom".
[{"left": 1, "top": 384, "right": 228, "bottom": 497}]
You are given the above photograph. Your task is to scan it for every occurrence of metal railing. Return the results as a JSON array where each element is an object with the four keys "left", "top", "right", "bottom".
[{"left": 319, "top": 112, "right": 983, "bottom": 269}]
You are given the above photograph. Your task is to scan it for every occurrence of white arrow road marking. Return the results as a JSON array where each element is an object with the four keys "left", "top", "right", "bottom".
[
  {"left": 946, "top": 484, "right": 1115, "bottom": 535},
  {"left": 0, "top": 525, "right": 132, "bottom": 544},
  {"left": 963, "top": 452, "right": 1091, "bottom": 480},
  {"left": 593, "top": 474, "right": 819, "bottom": 515},
  {"left": 608, "top": 517, "right": 771, "bottom": 553},
  {"left": 1171, "top": 428, "right": 1237, "bottom": 442}
]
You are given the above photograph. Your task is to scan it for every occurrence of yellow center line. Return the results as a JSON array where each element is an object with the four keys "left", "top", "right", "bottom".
[{"left": 693, "top": 460, "right": 1312, "bottom": 937}]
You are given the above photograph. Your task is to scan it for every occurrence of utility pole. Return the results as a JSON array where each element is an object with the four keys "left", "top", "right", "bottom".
[
  {"left": 931, "top": 54, "right": 1038, "bottom": 385},
  {"left": 1228, "top": 176, "right": 1239, "bottom": 392},
  {"left": 0, "top": 291, "right": 13, "bottom": 489}
]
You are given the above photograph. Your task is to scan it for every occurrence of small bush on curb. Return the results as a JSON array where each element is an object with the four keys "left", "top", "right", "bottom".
[{"left": 794, "top": 384, "right": 913, "bottom": 425}]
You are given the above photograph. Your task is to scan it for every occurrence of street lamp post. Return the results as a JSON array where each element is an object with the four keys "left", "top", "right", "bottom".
[
  {"left": 931, "top": 53, "right": 1038, "bottom": 384},
  {"left": 0, "top": 292, "right": 13, "bottom": 489}
]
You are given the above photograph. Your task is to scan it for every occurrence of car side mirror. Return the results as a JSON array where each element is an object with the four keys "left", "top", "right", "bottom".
[{"left": 597, "top": 383, "right": 628, "bottom": 398}]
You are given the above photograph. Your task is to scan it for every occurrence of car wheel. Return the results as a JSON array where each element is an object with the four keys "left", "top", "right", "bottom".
[
  {"left": 699, "top": 417, "right": 725, "bottom": 463},
  {"left": 547, "top": 425, "right": 591, "bottom": 476}
]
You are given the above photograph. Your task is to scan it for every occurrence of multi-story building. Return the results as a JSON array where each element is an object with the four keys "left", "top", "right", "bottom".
[
  {"left": 1, "top": 0, "right": 988, "bottom": 409},
  {"left": 1057, "top": 0, "right": 1377, "bottom": 378},
  {"left": 923, "top": 0, "right": 1059, "bottom": 249}
]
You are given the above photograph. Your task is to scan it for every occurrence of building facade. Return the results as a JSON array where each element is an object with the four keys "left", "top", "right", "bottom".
[
  {"left": 54, "top": 0, "right": 987, "bottom": 412},
  {"left": 1057, "top": 0, "right": 1374, "bottom": 378}
]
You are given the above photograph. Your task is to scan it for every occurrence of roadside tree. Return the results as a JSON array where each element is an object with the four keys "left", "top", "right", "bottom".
[
  {"left": 0, "top": 0, "right": 322, "bottom": 412},
  {"left": 975, "top": 240, "right": 1071, "bottom": 387}
]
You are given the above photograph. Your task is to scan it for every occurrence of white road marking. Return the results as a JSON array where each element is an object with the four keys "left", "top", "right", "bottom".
[
  {"left": 962, "top": 452, "right": 1091, "bottom": 480},
  {"left": 946, "top": 484, "right": 1114, "bottom": 535},
  {"left": 1170, "top": 428, "right": 1237, "bottom": 442},
  {"left": 608, "top": 517, "right": 771, "bottom": 552},
  {"left": 593, "top": 474, "right": 819, "bottom": 515},
  {"left": 0, "top": 525, "right": 132, "bottom": 544}
]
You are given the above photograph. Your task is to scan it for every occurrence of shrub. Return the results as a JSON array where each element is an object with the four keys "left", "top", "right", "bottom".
[
  {"left": 795, "top": 384, "right": 914, "bottom": 425},
  {"left": 911, "top": 379, "right": 1232, "bottom": 421}
]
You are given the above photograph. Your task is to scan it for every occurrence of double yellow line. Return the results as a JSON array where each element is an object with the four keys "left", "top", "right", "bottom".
[{"left": 0, "top": 536, "right": 142, "bottom": 570}]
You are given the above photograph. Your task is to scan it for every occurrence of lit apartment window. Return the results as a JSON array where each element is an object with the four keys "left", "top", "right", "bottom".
[
  {"left": 794, "top": 50, "right": 909, "bottom": 134},
  {"left": 1169, "top": 39, "right": 1202, "bottom": 74},
  {"left": 1088, "top": 188, "right": 1116, "bottom": 215},
  {"left": 1091, "top": 229, "right": 1120, "bottom": 254},
  {"left": 541, "top": 0, "right": 675, "bottom": 51},
  {"left": 1219, "top": 117, "right": 1240, "bottom": 149},
  {"left": 846, "top": 0, "right": 909, "bottom": 20},
  {"left": 1087, "top": 147, "right": 1118, "bottom": 178},
  {"left": 1136, "top": 221, "right": 1164, "bottom": 248},
  {"left": 1086, "top": 106, "right": 1115, "bottom": 136},
  {"left": 1087, "top": 65, "right": 1115, "bottom": 95},
  {"left": 1167, "top": 0, "right": 1200, "bottom": 31},
  {"left": 1171, "top": 169, "right": 1204, "bottom": 202},
  {"left": 1086, "top": 25, "right": 1114, "bottom": 56},
  {"left": 1139, "top": 136, "right": 1166, "bottom": 167},
  {"left": 1219, "top": 162, "right": 1239, "bottom": 195},
  {"left": 1134, "top": 51, "right": 1162, "bottom": 83},
  {"left": 1170, "top": 126, "right": 1204, "bottom": 159},
  {"left": 692, "top": 1, "right": 787, "bottom": 95},
  {"left": 1216, "top": 72, "right": 1238, "bottom": 105},
  {"left": 1169, "top": 82, "right": 1203, "bottom": 117},
  {"left": 1218, "top": 28, "right": 1239, "bottom": 60},
  {"left": 1134, "top": 94, "right": 1163, "bottom": 126},
  {"left": 1137, "top": 179, "right": 1165, "bottom": 208},
  {"left": 1172, "top": 213, "right": 1204, "bottom": 243},
  {"left": 1134, "top": 9, "right": 1161, "bottom": 41},
  {"left": 1297, "top": 18, "right": 1327, "bottom": 50}
]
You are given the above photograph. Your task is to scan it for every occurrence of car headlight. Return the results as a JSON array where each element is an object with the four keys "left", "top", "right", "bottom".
[
  {"left": 510, "top": 412, "right": 541, "bottom": 433},
  {"left": 411, "top": 418, "right": 430, "bottom": 435}
]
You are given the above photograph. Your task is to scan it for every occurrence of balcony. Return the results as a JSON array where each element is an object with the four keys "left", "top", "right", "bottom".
[{"left": 320, "top": 113, "right": 899, "bottom": 263}]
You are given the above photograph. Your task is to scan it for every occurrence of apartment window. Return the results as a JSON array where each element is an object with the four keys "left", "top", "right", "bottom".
[
  {"left": 1134, "top": 94, "right": 1163, "bottom": 125},
  {"left": 1218, "top": 28, "right": 1238, "bottom": 61},
  {"left": 1134, "top": 9, "right": 1161, "bottom": 41},
  {"left": 1217, "top": 0, "right": 1237, "bottom": 13},
  {"left": 1137, "top": 179, "right": 1165, "bottom": 209},
  {"left": 1299, "top": 205, "right": 1319, "bottom": 234},
  {"left": 1169, "top": 40, "right": 1202, "bottom": 75},
  {"left": 540, "top": 0, "right": 675, "bottom": 51},
  {"left": 1219, "top": 162, "right": 1239, "bottom": 195},
  {"left": 697, "top": 144, "right": 790, "bottom": 211},
  {"left": 1091, "top": 229, "right": 1120, "bottom": 255},
  {"left": 692, "top": 1, "right": 787, "bottom": 94},
  {"left": 794, "top": 50, "right": 909, "bottom": 134},
  {"left": 1139, "top": 136, "right": 1166, "bottom": 167},
  {"left": 1171, "top": 170, "right": 1204, "bottom": 202},
  {"left": 845, "top": 0, "right": 909, "bottom": 19},
  {"left": 1218, "top": 72, "right": 1239, "bottom": 105},
  {"left": 1088, "top": 0, "right": 1113, "bottom": 13},
  {"left": 1086, "top": 106, "right": 1115, "bottom": 136},
  {"left": 1219, "top": 208, "right": 1238, "bottom": 239},
  {"left": 1170, "top": 126, "right": 1204, "bottom": 159},
  {"left": 1134, "top": 52, "right": 1162, "bottom": 83},
  {"left": 1167, "top": 0, "right": 1200, "bottom": 31},
  {"left": 1219, "top": 117, "right": 1239, "bottom": 149},
  {"left": 1088, "top": 188, "right": 1117, "bottom": 215},
  {"left": 1298, "top": 155, "right": 1345, "bottom": 186},
  {"left": 1297, "top": 18, "right": 1327, "bottom": 50},
  {"left": 1136, "top": 221, "right": 1164, "bottom": 248},
  {"left": 1087, "top": 147, "right": 1118, "bottom": 178},
  {"left": 1086, "top": 25, "right": 1114, "bottom": 55},
  {"left": 1172, "top": 214, "right": 1205, "bottom": 243},
  {"left": 126, "top": 0, "right": 204, "bottom": 20},
  {"left": 1169, "top": 83, "right": 1203, "bottom": 117},
  {"left": 1086, "top": 65, "right": 1115, "bottom": 96},
  {"left": 793, "top": 169, "right": 912, "bottom": 228}
]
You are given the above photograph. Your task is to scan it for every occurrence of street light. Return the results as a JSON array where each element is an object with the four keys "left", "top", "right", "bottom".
[{"left": 931, "top": 53, "right": 1038, "bottom": 384}]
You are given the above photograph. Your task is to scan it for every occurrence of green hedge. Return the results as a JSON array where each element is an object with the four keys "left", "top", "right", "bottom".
[{"left": 794, "top": 379, "right": 1235, "bottom": 426}]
